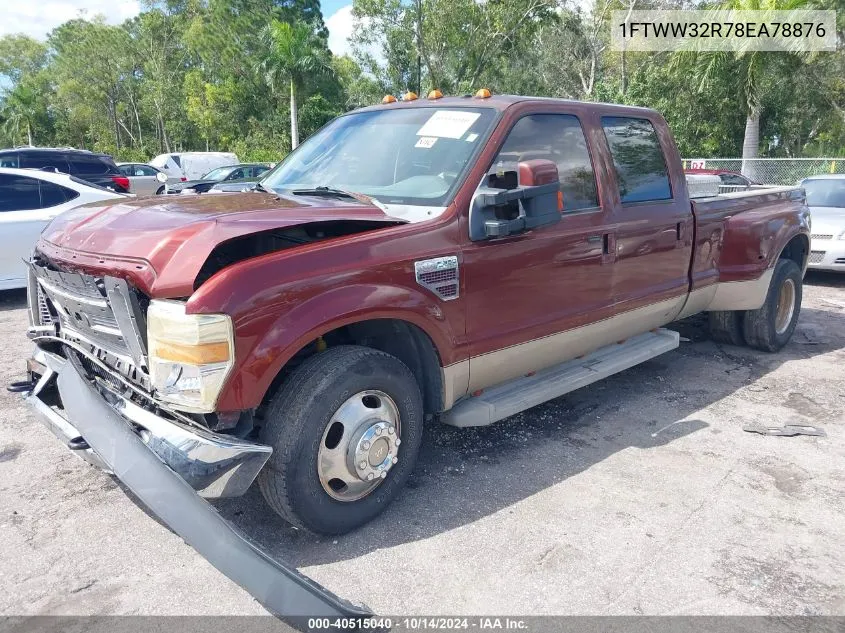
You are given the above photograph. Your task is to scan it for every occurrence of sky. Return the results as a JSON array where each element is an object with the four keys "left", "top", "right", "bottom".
[{"left": 0, "top": 0, "right": 358, "bottom": 57}]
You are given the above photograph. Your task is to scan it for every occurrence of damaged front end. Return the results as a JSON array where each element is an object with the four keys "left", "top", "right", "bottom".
[{"left": 15, "top": 258, "right": 371, "bottom": 618}]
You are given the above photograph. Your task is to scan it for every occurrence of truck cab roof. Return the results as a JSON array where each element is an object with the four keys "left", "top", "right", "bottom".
[{"left": 357, "top": 94, "right": 661, "bottom": 117}]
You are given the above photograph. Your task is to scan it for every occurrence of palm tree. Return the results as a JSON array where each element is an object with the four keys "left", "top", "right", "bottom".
[
  {"left": 263, "top": 20, "right": 331, "bottom": 150},
  {"left": 676, "top": 0, "right": 813, "bottom": 178},
  {"left": 1, "top": 82, "right": 40, "bottom": 146}
]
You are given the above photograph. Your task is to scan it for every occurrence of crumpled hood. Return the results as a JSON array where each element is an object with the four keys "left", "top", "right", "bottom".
[{"left": 38, "top": 191, "right": 405, "bottom": 297}]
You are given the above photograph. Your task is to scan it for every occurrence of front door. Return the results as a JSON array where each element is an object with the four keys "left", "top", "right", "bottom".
[{"left": 462, "top": 111, "right": 616, "bottom": 392}]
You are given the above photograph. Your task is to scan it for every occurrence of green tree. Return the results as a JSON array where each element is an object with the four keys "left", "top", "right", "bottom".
[
  {"left": 263, "top": 20, "right": 331, "bottom": 148},
  {"left": 676, "top": 0, "right": 818, "bottom": 174}
]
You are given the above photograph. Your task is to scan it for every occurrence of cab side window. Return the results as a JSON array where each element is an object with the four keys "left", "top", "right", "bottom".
[
  {"left": 487, "top": 114, "right": 599, "bottom": 212},
  {"left": 601, "top": 116, "right": 671, "bottom": 203}
]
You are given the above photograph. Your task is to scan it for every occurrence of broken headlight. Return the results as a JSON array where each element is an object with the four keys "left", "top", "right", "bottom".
[{"left": 147, "top": 300, "right": 234, "bottom": 413}]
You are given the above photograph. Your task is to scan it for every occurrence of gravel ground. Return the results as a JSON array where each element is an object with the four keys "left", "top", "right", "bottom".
[{"left": 1, "top": 272, "right": 844, "bottom": 617}]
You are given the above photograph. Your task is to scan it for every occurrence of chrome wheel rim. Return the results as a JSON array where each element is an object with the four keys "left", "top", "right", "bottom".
[
  {"left": 317, "top": 390, "right": 401, "bottom": 502},
  {"left": 775, "top": 278, "right": 796, "bottom": 335}
]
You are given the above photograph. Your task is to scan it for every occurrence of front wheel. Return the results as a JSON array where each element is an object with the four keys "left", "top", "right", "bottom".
[
  {"left": 742, "top": 258, "right": 802, "bottom": 352},
  {"left": 258, "top": 345, "right": 423, "bottom": 534}
]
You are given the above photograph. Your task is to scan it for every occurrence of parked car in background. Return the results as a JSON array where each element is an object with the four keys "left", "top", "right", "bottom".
[
  {"left": 149, "top": 152, "right": 239, "bottom": 181},
  {"left": 801, "top": 174, "right": 845, "bottom": 272},
  {"left": 167, "top": 163, "right": 271, "bottom": 194},
  {"left": 685, "top": 168, "right": 759, "bottom": 190},
  {"left": 0, "top": 167, "right": 126, "bottom": 290},
  {"left": 0, "top": 148, "right": 130, "bottom": 193},
  {"left": 117, "top": 163, "right": 174, "bottom": 196}
]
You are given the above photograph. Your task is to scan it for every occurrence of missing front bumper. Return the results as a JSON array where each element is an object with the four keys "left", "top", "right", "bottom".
[
  {"left": 20, "top": 347, "right": 371, "bottom": 619},
  {"left": 27, "top": 348, "right": 270, "bottom": 498}
]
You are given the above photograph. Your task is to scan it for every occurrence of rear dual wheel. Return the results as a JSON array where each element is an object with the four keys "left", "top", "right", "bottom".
[
  {"left": 708, "top": 258, "right": 802, "bottom": 352},
  {"left": 258, "top": 346, "right": 423, "bottom": 534}
]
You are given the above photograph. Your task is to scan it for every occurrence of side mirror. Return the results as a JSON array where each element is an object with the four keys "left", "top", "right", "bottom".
[
  {"left": 156, "top": 171, "right": 168, "bottom": 183},
  {"left": 469, "top": 159, "right": 562, "bottom": 241}
]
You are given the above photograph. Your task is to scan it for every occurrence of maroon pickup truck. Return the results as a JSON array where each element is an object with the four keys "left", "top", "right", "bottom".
[{"left": 15, "top": 93, "right": 809, "bottom": 615}]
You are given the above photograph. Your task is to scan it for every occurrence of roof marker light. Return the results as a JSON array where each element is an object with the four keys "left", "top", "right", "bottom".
[
  {"left": 403, "top": 91, "right": 419, "bottom": 101},
  {"left": 427, "top": 89, "right": 443, "bottom": 100},
  {"left": 382, "top": 95, "right": 397, "bottom": 104},
  {"left": 475, "top": 88, "right": 492, "bottom": 98}
]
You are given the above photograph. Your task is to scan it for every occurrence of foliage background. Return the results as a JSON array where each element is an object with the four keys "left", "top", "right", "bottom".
[{"left": 0, "top": 0, "right": 842, "bottom": 163}]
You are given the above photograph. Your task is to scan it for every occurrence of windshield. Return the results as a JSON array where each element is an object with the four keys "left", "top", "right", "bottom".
[
  {"left": 261, "top": 107, "right": 496, "bottom": 206},
  {"left": 802, "top": 179, "right": 845, "bottom": 208},
  {"left": 202, "top": 166, "right": 235, "bottom": 181}
]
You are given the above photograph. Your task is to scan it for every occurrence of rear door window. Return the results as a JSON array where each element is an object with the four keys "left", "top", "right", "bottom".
[
  {"left": 487, "top": 113, "right": 599, "bottom": 211},
  {"left": 20, "top": 153, "right": 70, "bottom": 173},
  {"left": 0, "top": 174, "right": 43, "bottom": 211},
  {"left": 601, "top": 116, "right": 672, "bottom": 203},
  {"left": 39, "top": 180, "right": 78, "bottom": 207}
]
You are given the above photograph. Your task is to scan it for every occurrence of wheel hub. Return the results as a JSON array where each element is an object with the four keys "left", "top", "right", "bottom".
[
  {"left": 350, "top": 420, "right": 400, "bottom": 481},
  {"left": 775, "top": 278, "right": 796, "bottom": 335},
  {"left": 317, "top": 390, "right": 402, "bottom": 502}
]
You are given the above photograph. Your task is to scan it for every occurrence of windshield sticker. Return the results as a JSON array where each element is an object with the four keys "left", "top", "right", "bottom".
[
  {"left": 465, "top": 133, "right": 479, "bottom": 142},
  {"left": 417, "top": 110, "right": 481, "bottom": 139},
  {"left": 415, "top": 136, "right": 438, "bottom": 149}
]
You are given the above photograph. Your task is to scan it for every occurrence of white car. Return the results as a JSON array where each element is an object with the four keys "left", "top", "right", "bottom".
[
  {"left": 802, "top": 174, "right": 845, "bottom": 272},
  {"left": 117, "top": 162, "right": 175, "bottom": 196},
  {"left": 149, "top": 152, "right": 239, "bottom": 181},
  {"left": 0, "top": 167, "right": 127, "bottom": 290}
]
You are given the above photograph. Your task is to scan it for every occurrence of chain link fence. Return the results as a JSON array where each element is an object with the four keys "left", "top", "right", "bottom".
[{"left": 683, "top": 158, "right": 845, "bottom": 185}]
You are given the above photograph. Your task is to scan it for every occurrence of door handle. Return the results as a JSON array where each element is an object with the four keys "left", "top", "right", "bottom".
[{"left": 601, "top": 232, "right": 616, "bottom": 265}]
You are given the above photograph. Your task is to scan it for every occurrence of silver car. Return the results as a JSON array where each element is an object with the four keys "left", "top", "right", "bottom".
[
  {"left": 802, "top": 174, "right": 845, "bottom": 272},
  {"left": 117, "top": 163, "right": 173, "bottom": 196}
]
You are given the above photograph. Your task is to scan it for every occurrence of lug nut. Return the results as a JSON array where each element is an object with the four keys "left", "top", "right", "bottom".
[
  {"left": 395, "top": 438, "right": 401, "bottom": 446},
  {"left": 392, "top": 456, "right": 398, "bottom": 464},
  {"left": 388, "top": 427, "right": 395, "bottom": 435},
  {"left": 362, "top": 440, "right": 370, "bottom": 450},
  {"left": 375, "top": 427, "right": 383, "bottom": 436},
  {"left": 359, "top": 460, "right": 367, "bottom": 469},
  {"left": 380, "top": 471, "right": 387, "bottom": 479},
  {"left": 367, "top": 473, "right": 375, "bottom": 480}
]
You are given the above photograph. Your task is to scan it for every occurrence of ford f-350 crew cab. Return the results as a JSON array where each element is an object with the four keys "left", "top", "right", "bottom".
[{"left": 15, "top": 94, "right": 809, "bottom": 615}]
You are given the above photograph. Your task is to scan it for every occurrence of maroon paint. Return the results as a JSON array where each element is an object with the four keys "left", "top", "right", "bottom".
[{"left": 35, "top": 96, "right": 809, "bottom": 413}]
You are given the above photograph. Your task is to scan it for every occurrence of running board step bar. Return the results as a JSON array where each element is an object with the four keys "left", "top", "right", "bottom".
[{"left": 442, "top": 328, "right": 680, "bottom": 428}]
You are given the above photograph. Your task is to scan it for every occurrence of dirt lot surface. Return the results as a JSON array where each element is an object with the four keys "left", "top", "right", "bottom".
[{"left": 1, "top": 273, "right": 844, "bottom": 617}]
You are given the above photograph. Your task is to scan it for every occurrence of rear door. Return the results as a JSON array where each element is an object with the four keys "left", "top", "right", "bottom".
[
  {"left": 0, "top": 174, "right": 78, "bottom": 288},
  {"left": 599, "top": 114, "right": 693, "bottom": 321},
  {"left": 463, "top": 109, "right": 616, "bottom": 391}
]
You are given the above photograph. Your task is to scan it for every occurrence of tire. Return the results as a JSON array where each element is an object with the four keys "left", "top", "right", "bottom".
[
  {"left": 155, "top": 186, "right": 165, "bottom": 195},
  {"left": 742, "top": 258, "right": 802, "bottom": 352},
  {"left": 257, "top": 345, "right": 424, "bottom": 534},
  {"left": 708, "top": 310, "right": 746, "bottom": 346}
]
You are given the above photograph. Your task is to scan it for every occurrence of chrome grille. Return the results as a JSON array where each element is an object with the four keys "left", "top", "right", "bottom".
[
  {"left": 811, "top": 234, "right": 833, "bottom": 240},
  {"left": 28, "top": 259, "right": 149, "bottom": 381},
  {"left": 808, "top": 251, "right": 826, "bottom": 264},
  {"left": 36, "top": 284, "right": 53, "bottom": 325}
]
